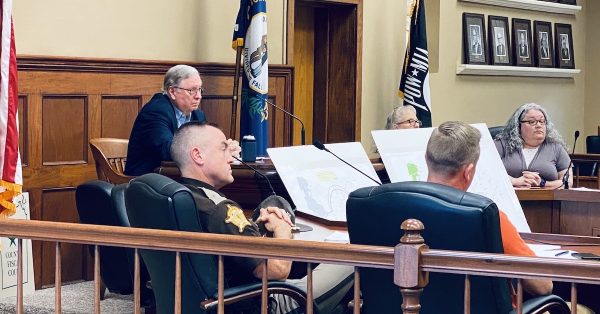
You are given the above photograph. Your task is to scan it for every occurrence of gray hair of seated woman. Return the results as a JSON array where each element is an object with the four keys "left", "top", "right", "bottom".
[
  {"left": 385, "top": 105, "right": 417, "bottom": 130},
  {"left": 496, "top": 103, "right": 566, "bottom": 154}
]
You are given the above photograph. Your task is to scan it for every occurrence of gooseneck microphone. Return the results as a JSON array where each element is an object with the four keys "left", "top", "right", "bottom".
[
  {"left": 233, "top": 156, "right": 276, "bottom": 195},
  {"left": 313, "top": 139, "right": 382, "bottom": 186},
  {"left": 265, "top": 99, "right": 306, "bottom": 145},
  {"left": 562, "top": 130, "right": 580, "bottom": 189}
]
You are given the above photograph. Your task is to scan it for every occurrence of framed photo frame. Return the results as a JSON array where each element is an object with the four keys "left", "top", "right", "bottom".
[
  {"left": 512, "top": 18, "right": 533, "bottom": 67},
  {"left": 463, "top": 13, "right": 487, "bottom": 65},
  {"left": 533, "top": 21, "right": 554, "bottom": 68},
  {"left": 555, "top": 23, "right": 575, "bottom": 69},
  {"left": 488, "top": 16, "right": 511, "bottom": 65}
]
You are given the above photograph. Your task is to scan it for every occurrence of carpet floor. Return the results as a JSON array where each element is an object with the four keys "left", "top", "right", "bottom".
[{"left": 0, "top": 281, "right": 137, "bottom": 313}]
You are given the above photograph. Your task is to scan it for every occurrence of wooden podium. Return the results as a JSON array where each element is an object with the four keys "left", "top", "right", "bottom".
[{"left": 157, "top": 159, "right": 600, "bottom": 237}]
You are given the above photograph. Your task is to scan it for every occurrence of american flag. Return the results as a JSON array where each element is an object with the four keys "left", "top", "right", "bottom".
[{"left": 0, "top": 0, "right": 21, "bottom": 217}]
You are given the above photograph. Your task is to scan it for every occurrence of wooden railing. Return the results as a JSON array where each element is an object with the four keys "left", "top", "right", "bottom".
[{"left": 1, "top": 219, "right": 600, "bottom": 314}]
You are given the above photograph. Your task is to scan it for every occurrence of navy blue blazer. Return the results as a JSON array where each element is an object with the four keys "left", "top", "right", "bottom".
[{"left": 125, "top": 93, "right": 206, "bottom": 176}]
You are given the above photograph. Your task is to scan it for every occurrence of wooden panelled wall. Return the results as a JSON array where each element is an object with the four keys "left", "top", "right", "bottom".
[{"left": 17, "top": 56, "right": 294, "bottom": 288}]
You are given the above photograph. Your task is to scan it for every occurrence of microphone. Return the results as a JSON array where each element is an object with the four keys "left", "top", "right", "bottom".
[
  {"left": 562, "top": 130, "right": 580, "bottom": 189},
  {"left": 312, "top": 139, "right": 381, "bottom": 186},
  {"left": 232, "top": 156, "right": 313, "bottom": 232},
  {"left": 265, "top": 99, "right": 306, "bottom": 145}
]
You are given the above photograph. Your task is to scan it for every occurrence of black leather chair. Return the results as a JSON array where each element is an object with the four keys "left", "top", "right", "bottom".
[
  {"left": 124, "top": 173, "right": 310, "bottom": 314},
  {"left": 75, "top": 180, "right": 153, "bottom": 305},
  {"left": 346, "top": 181, "right": 569, "bottom": 314},
  {"left": 587, "top": 135, "right": 600, "bottom": 176},
  {"left": 488, "top": 125, "right": 505, "bottom": 140}
]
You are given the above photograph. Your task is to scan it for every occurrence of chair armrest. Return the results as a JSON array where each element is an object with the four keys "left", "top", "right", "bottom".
[
  {"left": 201, "top": 281, "right": 307, "bottom": 311},
  {"left": 510, "top": 294, "right": 570, "bottom": 314}
]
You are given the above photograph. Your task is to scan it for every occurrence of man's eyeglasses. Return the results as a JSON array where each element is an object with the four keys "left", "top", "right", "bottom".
[
  {"left": 396, "top": 119, "right": 422, "bottom": 127},
  {"left": 520, "top": 119, "right": 546, "bottom": 126},
  {"left": 172, "top": 86, "right": 205, "bottom": 96}
]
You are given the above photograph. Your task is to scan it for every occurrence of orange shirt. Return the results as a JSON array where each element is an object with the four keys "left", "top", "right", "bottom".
[{"left": 498, "top": 210, "right": 535, "bottom": 257}]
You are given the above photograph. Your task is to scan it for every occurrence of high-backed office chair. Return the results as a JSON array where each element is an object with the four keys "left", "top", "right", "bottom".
[
  {"left": 89, "top": 138, "right": 135, "bottom": 184},
  {"left": 125, "top": 173, "right": 310, "bottom": 314},
  {"left": 587, "top": 135, "right": 600, "bottom": 176},
  {"left": 346, "top": 181, "right": 569, "bottom": 314},
  {"left": 488, "top": 125, "right": 505, "bottom": 140},
  {"left": 75, "top": 180, "right": 153, "bottom": 305}
]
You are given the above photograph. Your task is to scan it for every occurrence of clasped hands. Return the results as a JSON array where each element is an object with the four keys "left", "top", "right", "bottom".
[
  {"left": 515, "top": 171, "right": 542, "bottom": 188},
  {"left": 255, "top": 206, "right": 294, "bottom": 238}
]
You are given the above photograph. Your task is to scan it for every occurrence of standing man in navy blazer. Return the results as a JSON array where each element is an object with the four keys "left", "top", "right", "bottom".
[{"left": 125, "top": 64, "right": 239, "bottom": 176}]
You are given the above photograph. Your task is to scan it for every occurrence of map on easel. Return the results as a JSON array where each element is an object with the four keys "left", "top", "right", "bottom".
[
  {"left": 268, "top": 142, "right": 380, "bottom": 222},
  {"left": 372, "top": 123, "right": 530, "bottom": 233}
]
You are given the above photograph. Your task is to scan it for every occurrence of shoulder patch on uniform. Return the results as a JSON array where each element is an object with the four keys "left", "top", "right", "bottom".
[
  {"left": 200, "top": 187, "right": 228, "bottom": 205},
  {"left": 224, "top": 204, "right": 251, "bottom": 233}
]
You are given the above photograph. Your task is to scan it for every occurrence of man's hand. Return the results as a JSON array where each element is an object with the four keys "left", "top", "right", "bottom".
[
  {"left": 255, "top": 207, "right": 293, "bottom": 238},
  {"left": 226, "top": 138, "right": 241, "bottom": 158}
]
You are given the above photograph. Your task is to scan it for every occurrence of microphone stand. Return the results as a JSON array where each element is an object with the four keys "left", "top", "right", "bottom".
[
  {"left": 562, "top": 130, "right": 580, "bottom": 189},
  {"left": 313, "top": 140, "right": 381, "bottom": 186},
  {"left": 265, "top": 99, "right": 306, "bottom": 145}
]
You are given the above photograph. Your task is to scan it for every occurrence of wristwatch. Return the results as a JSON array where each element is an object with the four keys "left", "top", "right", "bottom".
[{"left": 539, "top": 179, "right": 547, "bottom": 188}]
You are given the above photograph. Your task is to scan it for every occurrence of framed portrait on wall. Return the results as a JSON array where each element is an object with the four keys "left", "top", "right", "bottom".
[
  {"left": 533, "top": 21, "right": 554, "bottom": 68},
  {"left": 555, "top": 23, "right": 575, "bottom": 69},
  {"left": 512, "top": 18, "right": 533, "bottom": 67},
  {"left": 488, "top": 16, "right": 511, "bottom": 65},
  {"left": 463, "top": 13, "right": 487, "bottom": 65}
]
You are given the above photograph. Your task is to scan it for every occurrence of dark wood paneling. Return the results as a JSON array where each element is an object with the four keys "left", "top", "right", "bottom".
[
  {"left": 101, "top": 96, "right": 141, "bottom": 139},
  {"left": 327, "top": 6, "right": 357, "bottom": 143},
  {"left": 41, "top": 189, "right": 86, "bottom": 286},
  {"left": 42, "top": 96, "right": 87, "bottom": 165},
  {"left": 17, "top": 56, "right": 294, "bottom": 288}
]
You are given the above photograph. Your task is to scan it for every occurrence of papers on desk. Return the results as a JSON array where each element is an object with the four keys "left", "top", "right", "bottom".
[
  {"left": 324, "top": 231, "right": 350, "bottom": 244},
  {"left": 570, "top": 187, "right": 600, "bottom": 192},
  {"left": 527, "top": 244, "right": 577, "bottom": 259}
]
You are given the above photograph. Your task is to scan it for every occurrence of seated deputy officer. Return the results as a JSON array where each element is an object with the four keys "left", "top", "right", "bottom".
[{"left": 170, "top": 121, "right": 354, "bottom": 314}]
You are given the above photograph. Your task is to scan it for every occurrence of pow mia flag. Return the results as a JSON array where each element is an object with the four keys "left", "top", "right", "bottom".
[{"left": 399, "top": 0, "right": 432, "bottom": 127}]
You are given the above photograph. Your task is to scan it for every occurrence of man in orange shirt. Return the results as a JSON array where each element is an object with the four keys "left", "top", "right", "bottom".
[{"left": 425, "top": 121, "right": 553, "bottom": 297}]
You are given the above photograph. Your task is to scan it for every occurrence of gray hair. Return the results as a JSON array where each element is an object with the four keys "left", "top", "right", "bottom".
[
  {"left": 496, "top": 103, "right": 566, "bottom": 154},
  {"left": 385, "top": 105, "right": 417, "bottom": 129},
  {"left": 170, "top": 121, "right": 209, "bottom": 170},
  {"left": 162, "top": 65, "right": 200, "bottom": 93},
  {"left": 426, "top": 121, "right": 481, "bottom": 177}
]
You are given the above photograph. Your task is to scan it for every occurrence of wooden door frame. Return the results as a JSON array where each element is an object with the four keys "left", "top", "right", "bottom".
[{"left": 286, "top": 0, "right": 363, "bottom": 142}]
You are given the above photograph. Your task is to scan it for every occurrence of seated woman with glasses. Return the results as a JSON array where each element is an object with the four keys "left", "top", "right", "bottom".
[
  {"left": 385, "top": 105, "right": 421, "bottom": 130},
  {"left": 494, "top": 103, "right": 572, "bottom": 188}
]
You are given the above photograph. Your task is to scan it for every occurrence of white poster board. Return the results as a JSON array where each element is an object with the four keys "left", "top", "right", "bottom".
[
  {"left": 0, "top": 192, "right": 35, "bottom": 298},
  {"left": 372, "top": 123, "right": 531, "bottom": 232},
  {"left": 268, "top": 143, "right": 380, "bottom": 222}
]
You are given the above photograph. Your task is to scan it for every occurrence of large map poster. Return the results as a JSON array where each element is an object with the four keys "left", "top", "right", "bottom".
[
  {"left": 372, "top": 123, "right": 530, "bottom": 232},
  {"left": 268, "top": 143, "right": 380, "bottom": 222}
]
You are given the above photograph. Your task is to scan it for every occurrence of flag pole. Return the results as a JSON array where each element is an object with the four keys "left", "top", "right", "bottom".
[{"left": 231, "top": 45, "right": 243, "bottom": 141}]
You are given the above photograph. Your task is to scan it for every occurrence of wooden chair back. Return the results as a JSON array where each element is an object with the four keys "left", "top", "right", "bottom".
[{"left": 89, "top": 138, "right": 135, "bottom": 184}]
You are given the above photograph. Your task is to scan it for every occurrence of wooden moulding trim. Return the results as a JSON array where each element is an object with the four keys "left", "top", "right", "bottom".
[
  {"left": 0, "top": 219, "right": 393, "bottom": 269},
  {"left": 16, "top": 55, "right": 293, "bottom": 76},
  {"left": 420, "top": 250, "right": 600, "bottom": 285},
  {"left": 2, "top": 219, "right": 600, "bottom": 284}
]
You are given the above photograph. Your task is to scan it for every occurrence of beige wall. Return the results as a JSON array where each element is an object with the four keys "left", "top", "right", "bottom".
[
  {"left": 360, "top": 0, "right": 589, "bottom": 152},
  {"left": 584, "top": 1, "right": 600, "bottom": 141},
  {"left": 14, "top": 0, "right": 594, "bottom": 151},
  {"left": 13, "top": 0, "right": 285, "bottom": 63}
]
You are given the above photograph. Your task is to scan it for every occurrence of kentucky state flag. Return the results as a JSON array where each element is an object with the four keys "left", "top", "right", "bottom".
[
  {"left": 233, "top": 0, "right": 269, "bottom": 155},
  {"left": 399, "top": 0, "right": 432, "bottom": 127}
]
